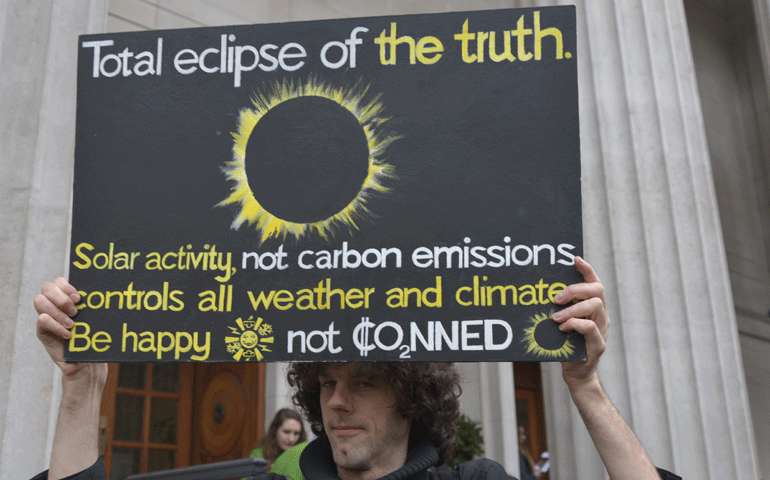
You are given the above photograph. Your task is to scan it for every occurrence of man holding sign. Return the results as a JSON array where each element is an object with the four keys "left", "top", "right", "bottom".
[
  {"left": 34, "top": 6, "right": 678, "bottom": 479},
  {"left": 33, "top": 257, "right": 679, "bottom": 480}
]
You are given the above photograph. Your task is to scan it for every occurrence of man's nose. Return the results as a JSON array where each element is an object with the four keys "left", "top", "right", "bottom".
[{"left": 327, "top": 383, "right": 353, "bottom": 412}]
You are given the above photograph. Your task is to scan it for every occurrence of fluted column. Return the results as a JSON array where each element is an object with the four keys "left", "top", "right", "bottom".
[
  {"left": 753, "top": 0, "right": 770, "bottom": 102},
  {"left": 533, "top": 1, "right": 761, "bottom": 479},
  {"left": 458, "top": 362, "right": 518, "bottom": 476},
  {"left": 264, "top": 363, "right": 296, "bottom": 422},
  {"left": 0, "top": 1, "right": 107, "bottom": 478}
]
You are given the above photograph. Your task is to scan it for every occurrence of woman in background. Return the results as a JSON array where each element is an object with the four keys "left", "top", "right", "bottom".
[{"left": 250, "top": 408, "right": 307, "bottom": 470}]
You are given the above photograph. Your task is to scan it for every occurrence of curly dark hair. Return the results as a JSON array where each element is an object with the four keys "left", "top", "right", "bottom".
[{"left": 287, "top": 362, "right": 461, "bottom": 464}]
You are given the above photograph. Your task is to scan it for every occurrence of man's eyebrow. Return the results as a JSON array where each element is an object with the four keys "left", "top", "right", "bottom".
[{"left": 349, "top": 365, "right": 379, "bottom": 378}]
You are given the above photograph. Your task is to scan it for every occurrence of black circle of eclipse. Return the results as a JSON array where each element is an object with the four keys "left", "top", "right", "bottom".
[
  {"left": 533, "top": 318, "right": 568, "bottom": 351},
  {"left": 245, "top": 96, "right": 370, "bottom": 224}
]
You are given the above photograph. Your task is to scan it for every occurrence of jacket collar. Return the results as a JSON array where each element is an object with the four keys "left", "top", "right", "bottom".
[{"left": 299, "top": 434, "right": 439, "bottom": 480}]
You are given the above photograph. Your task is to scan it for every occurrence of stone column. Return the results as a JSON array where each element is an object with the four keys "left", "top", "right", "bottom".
[
  {"left": 0, "top": 1, "right": 107, "bottom": 477},
  {"left": 753, "top": 0, "right": 770, "bottom": 101},
  {"left": 264, "top": 363, "right": 297, "bottom": 423},
  {"left": 457, "top": 362, "right": 519, "bottom": 477},
  {"left": 531, "top": 1, "right": 761, "bottom": 479},
  {"left": 478, "top": 363, "right": 518, "bottom": 475}
]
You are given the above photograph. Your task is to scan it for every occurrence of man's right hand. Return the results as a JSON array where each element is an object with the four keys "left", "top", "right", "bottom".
[
  {"left": 34, "top": 277, "right": 104, "bottom": 378},
  {"left": 34, "top": 278, "right": 107, "bottom": 480}
]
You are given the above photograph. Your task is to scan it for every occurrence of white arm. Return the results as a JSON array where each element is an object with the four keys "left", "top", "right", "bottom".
[
  {"left": 553, "top": 258, "right": 659, "bottom": 480},
  {"left": 35, "top": 278, "right": 108, "bottom": 480}
]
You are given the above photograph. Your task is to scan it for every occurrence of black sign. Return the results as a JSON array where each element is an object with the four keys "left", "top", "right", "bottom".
[{"left": 67, "top": 6, "right": 583, "bottom": 363}]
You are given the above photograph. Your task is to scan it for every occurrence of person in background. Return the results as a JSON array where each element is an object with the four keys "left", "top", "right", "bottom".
[
  {"left": 250, "top": 408, "right": 307, "bottom": 471},
  {"left": 517, "top": 426, "right": 540, "bottom": 480},
  {"left": 270, "top": 440, "right": 310, "bottom": 480}
]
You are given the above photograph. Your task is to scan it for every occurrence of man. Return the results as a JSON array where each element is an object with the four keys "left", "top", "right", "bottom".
[
  {"left": 287, "top": 362, "right": 459, "bottom": 480},
  {"left": 33, "top": 257, "right": 679, "bottom": 480}
]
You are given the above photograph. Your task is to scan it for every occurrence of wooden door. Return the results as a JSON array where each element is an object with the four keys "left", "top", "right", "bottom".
[
  {"left": 514, "top": 362, "right": 549, "bottom": 480},
  {"left": 190, "top": 363, "right": 266, "bottom": 464},
  {"left": 100, "top": 362, "right": 265, "bottom": 479},
  {"left": 100, "top": 363, "right": 193, "bottom": 480}
]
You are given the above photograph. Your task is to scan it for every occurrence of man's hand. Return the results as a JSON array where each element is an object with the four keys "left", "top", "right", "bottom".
[
  {"left": 551, "top": 256, "right": 608, "bottom": 390},
  {"left": 550, "top": 258, "right": 660, "bottom": 479},
  {"left": 34, "top": 278, "right": 107, "bottom": 480},
  {"left": 35, "top": 278, "right": 86, "bottom": 376}
]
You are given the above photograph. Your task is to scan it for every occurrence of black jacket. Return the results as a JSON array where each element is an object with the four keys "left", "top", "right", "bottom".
[{"left": 32, "top": 436, "right": 680, "bottom": 480}]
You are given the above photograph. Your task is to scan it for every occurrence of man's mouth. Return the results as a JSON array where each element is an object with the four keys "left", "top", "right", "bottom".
[{"left": 331, "top": 425, "right": 363, "bottom": 436}]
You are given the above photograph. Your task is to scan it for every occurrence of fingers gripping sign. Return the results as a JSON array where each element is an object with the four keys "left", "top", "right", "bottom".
[
  {"left": 34, "top": 278, "right": 102, "bottom": 378},
  {"left": 550, "top": 257, "right": 609, "bottom": 388}
]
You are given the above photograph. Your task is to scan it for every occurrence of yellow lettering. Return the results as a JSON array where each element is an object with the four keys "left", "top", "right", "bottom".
[
  {"left": 73, "top": 243, "right": 94, "bottom": 269},
  {"left": 548, "top": 282, "right": 566, "bottom": 302},
  {"left": 488, "top": 284, "right": 518, "bottom": 305},
  {"left": 248, "top": 281, "right": 374, "bottom": 311},
  {"left": 138, "top": 332, "right": 155, "bottom": 352},
  {"left": 489, "top": 31, "right": 515, "bottom": 62},
  {"left": 143, "top": 290, "right": 163, "bottom": 310},
  {"left": 376, "top": 23, "right": 442, "bottom": 65},
  {"left": 145, "top": 252, "right": 161, "bottom": 270},
  {"left": 86, "top": 291, "right": 105, "bottom": 309},
  {"left": 375, "top": 23, "right": 398, "bottom": 65},
  {"left": 68, "top": 323, "right": 111, "bottom": 352},
  {"left": 511, "top": 15, "right": 533, "bottom": 61},
  {"left": 385, "top": 278, "right": 441, "bottom": 308},
  {"left": 161, "top": 251, "right": 177, "bottom": 270},
  {"left": 191, "top": 332, "right": 211, "bottom": 361},
  {"left": 476, "top": 31, "right": 488, "bottom": 62},
  {"left": 364, "top": 288, "right": 375, "bottom": 309},
  {"left": 295, "top": 289, "right": 316, "bottom": 310},
  {"left": 169, "top": 289, "right": 185, "bottom": 311},
  {"left": 455, "top": 278, "right": 566, "bottom": 307},
  {"left": 519, "top": 284, "right": 537, "bottom": 305},
  {"left": 247, "top": 290, "right": 277, "bottom": 310},
  {"left": 69, "top": 322, "right": 91, "bottom": 352},
  {"left": 386, "top": 287, "right": 405, "bottom": 308},
  {"left": 91, "top": 331, "right": 111, "bottom": 352},
  {"left": 198, "top": 290, "right": 217, "bottom": 311},
  {"left": 175, "top": 332, "right": 192, "bottom": 359},
  {"left": 346, "top": 288, "right": 364, "bottom": 308},
  {"left": 534, "top": 11, "right": 563, "bottom": 60},
  {"left": 454, "top": 19, "right": 477, "bottom": 63},
  {"left": 157, "top": 332, "right": 175, "bottom": 359},
  {"left": 122, "top": 323, "right": 138, "bottom": 352},
  {"left": 423, "top": 276, "right": 442, "bottom": 307},
  {"left": 120, "top": 324, "right": 208, "bottom": 360},
  {"left": 455, "top": 286, "right": 472, "bottom": 306},
  {"left": 416, "top": 36, "right": 443, "bottom": 64},
  {"left": 273, "top": 290, "right": 294, "bottom": 310}
]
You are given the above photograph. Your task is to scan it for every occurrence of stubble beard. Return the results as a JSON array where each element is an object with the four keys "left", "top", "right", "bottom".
[{"left": 330, "top": 437, "right": 375, "bottom": 472}]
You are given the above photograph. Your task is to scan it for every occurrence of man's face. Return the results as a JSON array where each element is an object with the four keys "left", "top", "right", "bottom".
[{"left": 319, "top": 364, "right": 411, "bottom": 479}]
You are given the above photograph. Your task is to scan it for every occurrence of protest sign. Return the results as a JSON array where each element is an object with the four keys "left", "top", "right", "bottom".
[{"left": 67, "top": 6, "right": 583, "bottom": 362}]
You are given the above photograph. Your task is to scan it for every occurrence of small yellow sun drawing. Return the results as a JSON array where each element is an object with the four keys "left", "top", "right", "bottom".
[
  {"left": 522, "top": 311, "right": 576, "bottom": 359},
  {"left": 219, "top": 76, "right": 398, "bottom": 244},
  {"left": 225, "top": 316, "right": 274, "bottom": 361}
]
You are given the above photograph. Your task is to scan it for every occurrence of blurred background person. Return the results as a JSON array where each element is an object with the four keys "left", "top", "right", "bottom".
[
  {"left": 249, "top": 408, "right": 307, "bottom": 471},
  {"left": 518, "top": 426, "right": 542, "bottom": 480}
]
